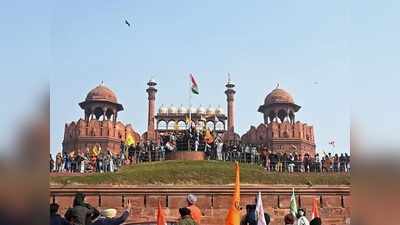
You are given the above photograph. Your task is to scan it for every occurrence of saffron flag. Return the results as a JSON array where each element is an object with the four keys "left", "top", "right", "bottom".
[
  {"left": 125, "top": 133, "right": 135, "bottom": 146},
  {"left": 190, "top": 74, "right": 199, "bottom": 95},
  {"left": 256, "top": 192, "right": 267, "bottom": 225},
  {"left": 290, "top": 188, "right": 298, "bottom": 217},
  {"left": 311, "top": 198, "right": 320, "bottom": 220},
  {"left": 157, "top": 199, "right": 167, "bottom": 225},
  {"left": 225, "top": 162, "right": 241, "bottom": 225}
]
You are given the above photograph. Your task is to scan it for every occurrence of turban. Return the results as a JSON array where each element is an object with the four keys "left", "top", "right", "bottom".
[
  {"left": 102, "top": 209, "right": 117, "bottom": 218},
  {"left": 187, "top": 194, "right": 197, "bottom": 204}
]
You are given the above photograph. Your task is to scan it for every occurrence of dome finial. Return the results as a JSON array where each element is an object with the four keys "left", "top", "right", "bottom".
[{"left": 226, "top": 73, "right": 235, "bottom": 88}]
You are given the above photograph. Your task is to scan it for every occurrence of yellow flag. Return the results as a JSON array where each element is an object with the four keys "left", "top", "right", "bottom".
[
  {"left": 185, "top": 114, "right": 191, "bottom": 124},
  {"left": 90, "top": 145, "right": 100, "bottom": 157},
  {"left": 125, "top": 133, "right": 135, "bottom": 146},
  {"left": 225, "top": 162, "right": 241, "bottom": 225}
]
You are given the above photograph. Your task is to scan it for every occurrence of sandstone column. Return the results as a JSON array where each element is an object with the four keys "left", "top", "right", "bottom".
[
  {"left": 146, "top": 79, "right": 157, "bottom": 141},
  {"left": 225, "top": 77, "right": 236, "bottom": 138}
]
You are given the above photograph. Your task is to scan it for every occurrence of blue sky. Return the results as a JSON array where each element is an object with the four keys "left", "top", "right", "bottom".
[
  {"left": 6, "top": 0, "right": 400, "bottom": 156},
  {"left": 49, "top": 0, "right": 351, "bottom": 155}
]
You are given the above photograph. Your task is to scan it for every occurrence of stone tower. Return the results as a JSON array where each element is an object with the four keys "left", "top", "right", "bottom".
[
  {"left": 224, "top": 75, "right": 236, "bottom": 139},
  {"left": 146, "top": 79, "right": 157, "bottom": 141},
  {"left": 242, "top": 85, "right": 316, "bottom": 155},
  {"left": 62, "top": 83, "right": 140, "bottom": 155}
]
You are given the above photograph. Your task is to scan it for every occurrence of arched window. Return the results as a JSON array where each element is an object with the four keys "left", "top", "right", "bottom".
[
  {"left": 206, "top": 121, "right": 215, "bottom": 130},
  {"left": 278, "top": 109, "right": 287, "bottom": 123},
  {"left": 178, "top": 121, "right": 186, "bottom": 130},
  {"left": 167, "top": 121, "right": 176, "bottom": 130},
  {"left": 94, "top": 107, "right": 103, "bottom": 120},
  {"left": 106, "top": 108, "right": 114, "bottom": 120},
  {"left": 157, "top": 121, "right": 167, "bottom": 130},
  {"left": 215, "top": 121, "right": 224, "bottom": 131}
]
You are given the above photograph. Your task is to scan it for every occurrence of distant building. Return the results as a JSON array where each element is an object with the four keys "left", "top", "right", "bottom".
[
  {"left": 62, "top": 83, "right": 140, "bottom": 155},
  {"left": 241, "top": 86, "right": 316, "bottom": 155}
]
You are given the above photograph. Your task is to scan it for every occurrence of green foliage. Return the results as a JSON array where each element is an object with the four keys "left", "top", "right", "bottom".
[{"left": 50, "top": 160, "right": 350, "bottom": 185}]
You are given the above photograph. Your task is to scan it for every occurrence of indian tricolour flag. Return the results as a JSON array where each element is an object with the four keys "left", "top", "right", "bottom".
[{"left": 190, "top": 74, "right": 199, "bottom": 95}]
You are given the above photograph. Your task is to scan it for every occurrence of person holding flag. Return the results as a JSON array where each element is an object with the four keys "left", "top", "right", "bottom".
[
  {"left": 225, "top": 162, "right": 241, "bottom": 225},
  {"left": 125, "top": 133, "right": 135, "bottom": 146},
  {"left": 124, "top": 133, "right": 135, "bottom": 160},
  {"left": 296, "top": 208, "right": 309, "bottom": 225}
]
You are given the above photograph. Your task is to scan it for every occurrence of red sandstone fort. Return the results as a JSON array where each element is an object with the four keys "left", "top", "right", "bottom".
[
  {"left": 54, "top": 79, "right": 351, "bottom": 225},
  {"left": 62, "top": 79, "right": 315, "bottom": 156}
]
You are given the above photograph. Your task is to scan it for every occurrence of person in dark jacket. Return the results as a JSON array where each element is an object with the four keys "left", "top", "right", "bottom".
[
  {"left": 91, "top": 200, "right": 131, "bottom": 225},
  {"left": 241, "top": 204, "right": 257, "bottom": 225},
  {"left": 310, "top": 217, "right": 322, "bottom": 225},
  {"left": 284, "top": 213, "right": 295, "bottom": 225},
  {"left": 178, "top": 207, "right": 197, "bottom": 225},
  {"left": 65, "top": 192, "right": 100, "bottom": 225},
  {"left": 264, "top": 212, "right": 271, "bottom": 225},
  {"left": 50, "top": 203, "right": 70, "bottom": 225}
]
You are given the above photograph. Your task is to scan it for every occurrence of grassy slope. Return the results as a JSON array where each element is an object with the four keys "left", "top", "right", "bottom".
[{"left": 50, "top": 160, "right": 350, "bottom": 185}]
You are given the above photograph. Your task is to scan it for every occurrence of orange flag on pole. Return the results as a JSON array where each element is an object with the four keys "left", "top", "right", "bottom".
[
  {"left": 157, "top": 199, "right": 167, "bottom": 225},
  {"left": 225, "top": 162, "right": 241, "bottom": 225},
  {"left": 311, "top": 197, "right": 320, "bottom": 220}
]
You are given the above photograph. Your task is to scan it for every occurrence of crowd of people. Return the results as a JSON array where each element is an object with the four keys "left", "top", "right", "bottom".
[
  {"left": 50, "top": 126, "right": 350, "bottom": 174},
  {"left": 50, "top": 192, "right": 323, "bottom": 225},
  {"left": 50, "top": 148, "right": 125, "bottom": 174}
]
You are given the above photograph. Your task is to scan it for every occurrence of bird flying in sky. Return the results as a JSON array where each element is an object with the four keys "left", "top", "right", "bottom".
[{"left": 124, "top": 19, "right": 131, "bottom": 27}]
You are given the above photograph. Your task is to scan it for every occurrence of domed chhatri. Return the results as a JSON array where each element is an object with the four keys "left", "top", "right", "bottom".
[
  {"left": 63, "top": 82, "right": 140, "bottom": 155},
  {"left": 178, "top": 105, "right": 188, "bottom": 114},
  {"left": 215, "top": 106, "right": 224, "bottom": 115},
  {"left": 206, "top": 105, "right": 215, "bottom": 115},
  {"left": 85, "top": 84, "right": 118, "bottom": 103},
  {"left": 264, "top": 88, "right": 294, "bottom": 105},
  {"left": 168, "top": 105, "right": 178, "bottom": 114},
  {"left": 79, "top": 83, "right": 123, "bottom": 120},
  {"left": 242, "top": 84, "right": 315, "bottom": 156},
  {"left": 258, "top": 86, "right": 301, "bottom": 124},
  {"left": 189, "top": 106, "right": 197, "bottom": 114},
  {"left": 159, "top": 104, "right": 168, "bottom": 114},
  {"left": 197, "top": 105, "right": 206, "bottom": 114}
]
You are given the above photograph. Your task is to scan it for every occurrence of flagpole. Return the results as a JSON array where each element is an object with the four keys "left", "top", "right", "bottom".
[{"left": 188, "top": 74, "right": 192, "bottom": 151}]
